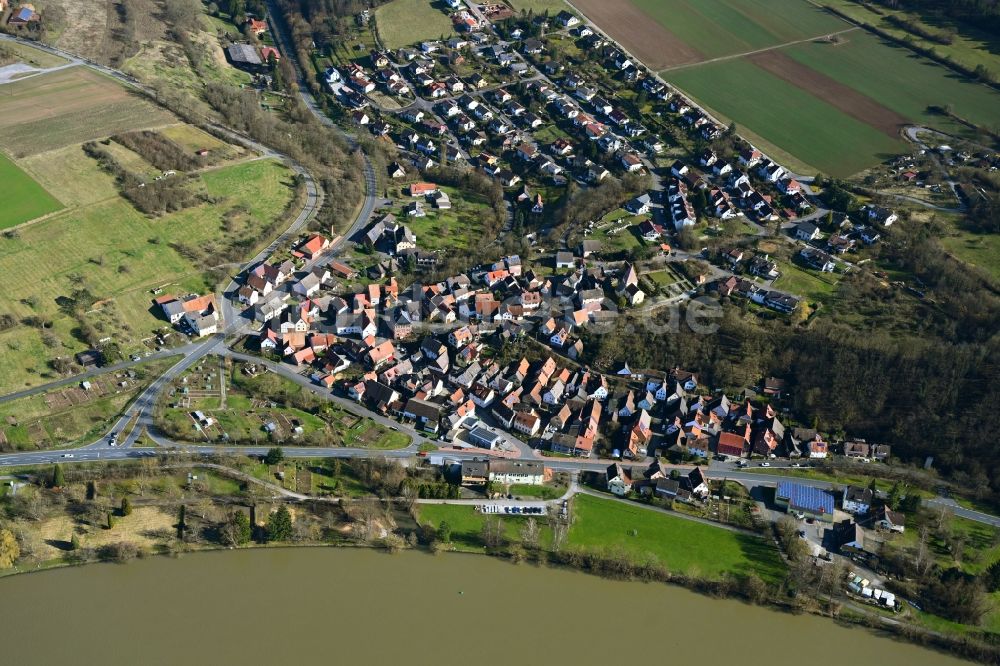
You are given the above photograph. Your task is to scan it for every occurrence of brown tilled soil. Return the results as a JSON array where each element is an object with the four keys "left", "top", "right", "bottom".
[
  {"left": 569, "top": 0, "right": 705, "bottom": 69},
  {"left": 747, "top": 49, "right": 909, "bottom": 138}
]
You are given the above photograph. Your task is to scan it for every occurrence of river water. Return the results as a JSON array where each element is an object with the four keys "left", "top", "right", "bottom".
[{"left": 0, "top": 548, "right": 971, "bottom": 665}]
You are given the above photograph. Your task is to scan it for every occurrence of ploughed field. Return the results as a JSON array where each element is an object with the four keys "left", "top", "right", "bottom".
[{"left": 572, "top": 0, "right": 1000, "bottom": 176}]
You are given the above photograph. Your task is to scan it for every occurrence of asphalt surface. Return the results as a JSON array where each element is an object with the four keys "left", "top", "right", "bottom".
[{"left": 1, "top": 31, "right": 997, "bottom": 533}]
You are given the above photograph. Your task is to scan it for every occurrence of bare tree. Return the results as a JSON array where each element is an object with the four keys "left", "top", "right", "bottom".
[
  {"left": 480, "top": 516, "right": 506, "bottom": 551},
  {"left": 520, "top": 518, "right": 540, "bottom": 550}
]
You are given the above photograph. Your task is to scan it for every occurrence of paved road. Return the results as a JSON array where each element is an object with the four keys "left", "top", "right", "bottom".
[
  {"left": 264, "top": 0, "right": 379, "bottom": 247},
  {"left": 4, "top": 30, "right": 999, "bottom": 533}
]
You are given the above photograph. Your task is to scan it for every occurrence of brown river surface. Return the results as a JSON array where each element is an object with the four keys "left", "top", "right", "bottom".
[{"left": 0, "top": 548, "right": 973, "bottom": 665}]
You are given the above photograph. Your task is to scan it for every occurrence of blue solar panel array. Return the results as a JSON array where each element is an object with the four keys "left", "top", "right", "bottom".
[{"left": 777, "top": 481, "right": 835, "bottom": 514}]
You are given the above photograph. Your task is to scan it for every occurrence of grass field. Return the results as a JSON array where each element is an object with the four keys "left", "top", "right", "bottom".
[
  {"left": 665, "top": 57, "right": 906, "bottom": 177},
  {"left": 0, "top": 41, "right": 69, "bottom": 68},
  {"left": 782, "top": 32, "right": 1000, "bottom": 137},
  {"left": 773, "top": 261, "right": 843, "bottom": 303},
  {"left": 416, "top": 504, "right": 551, "bottom": 551},
  {"left": 568, "top": 494, "right": 786, "bottom": 581},
  {"left": 0, "top": 151, "right": 62, "bottom": 229},
  {"left": 940, "top": 231, "right": 1000, "bottom": 283},
  {"left": 397, "top": 186, "right": 494, "bottom": 252},
  {"left": 574, "top": 0, "right": 1000, "bottom": 176},
  {"left": 0, "top": 67, "right": 175, "bottom": 158},
  {"left": 18, "top": 143, "right": 120, "bottom": 207},
  {"left": 821, "top": 0, "right": 1000, "bottom": 80},
  {"left": 0, "top": 158, "right": 295, "bottom": 395},
  {"left": 374, "top": 0, "right": 456, "bottom": 50},
  {"left": 506, "top": 0, "right": 569, "bottom": 13},
  {"left": 572, "top": 0, "right": 846, "bottom": 69}
]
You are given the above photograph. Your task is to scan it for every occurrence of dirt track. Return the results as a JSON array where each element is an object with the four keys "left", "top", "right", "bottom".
[
  {"left": 569, "top": 0, "right": 704, "bottom": 69},
  {"left": 747, "top": 49, "right": 909, "bottom": 138}
]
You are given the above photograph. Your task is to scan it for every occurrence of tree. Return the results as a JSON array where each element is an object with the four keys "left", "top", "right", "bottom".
[
  {"left": 70, "top": 533, "right": 81, "bottom": 551},
  {"left": 120, "top": 496, "right": 132, "bottom": 517},
  {"left": 267, "top": 505, "right": 293, "bottom": 542},
  {"left": 741, "top": 571, "right": 769, "bottom": 603},
  {"left": 50, "top": 464, "right": 65, "bottom": 488},
  {"left": 177, "top": 505, "right": 186, "bottom": 540},
  {"left": 0, "top": 529, "right": 20, "bottom": 568},
  {"left": 223, "top": 510, "right": 252, "bottom": 546},
  {"left": 437, "top": 520, "right": 452, "bottom": 544},
  {"left": 480, "top": 515, "right": 506, "bottom": 551},
  {"left": 520, "top": 518, "right": 540, "bottom": 550},
  {"left": 887, "top": 481, "right": 902, "bottom": 511},
  {"left": 264, "top": 447, "right": 284, "bottom": 465}
]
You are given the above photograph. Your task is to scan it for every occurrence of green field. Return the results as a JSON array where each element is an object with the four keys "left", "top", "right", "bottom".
[
  {"left": 0, "top": 68, "right": 175, "bottom": 159},
  {"left": 665, "top": 58, "right": 906, "bottom": 177},
  {"left": 416, "top": 504, "right": 551, "bottom": 551},
  {"left": 374, "top": 0, "right": 456, "bottom": 50},
  {"left": 631, "top": 0, "right": 846, "bottom": 60},
  {"left": 575, "top": 0, "right": 1000, "bottom": 176},
  {"left": 0, "top": 151, "right": 62, "bottom": 229},
  {"left": 0, "top": 158, "right": 295, "bottom": 395},
  {"left": 507, "top": 0, "right": 569, "bottom": 13},
  {"left": 773, "top": 261, "right": 843, "bottom": 303},
  {"left": 568, "top": 494, "right": 785, "bottom": 581},
  {"left": 783, "top": 32, "right": 1000, "bottom": 137},
  {"left": 940, "top": 231, "right": 1000, "bottom": 283},
  {"left": 821, "top": 0, "right": 1000, "bottom": 80},
  {"left": 397, "top": 186, "right": 494, "bottom": 252}
]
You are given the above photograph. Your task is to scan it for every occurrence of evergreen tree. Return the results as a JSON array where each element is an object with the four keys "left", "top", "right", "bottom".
[
  {"left": 50, "top": 464, "right": 65, "bottom": 488},
  {"left": 267, "top": 505, "right": 293, "bottom": 542},
  {"left": 177, "top": 505, "right": 186, "bottom": 539},
  {"left": 228, "top": 510, "right": 252, "bottom": 546},
  {"left": 887, "top": 482, "right": 903, "bottom": 510},
  {"left": 264, "top": 447, "right": 284, "bottom": 465},
  {"left": 438, "top": 520, "right": 452, "bottom": 543},
  {"left": 121, "top": 496, "right": 132, "bottom": 517}
]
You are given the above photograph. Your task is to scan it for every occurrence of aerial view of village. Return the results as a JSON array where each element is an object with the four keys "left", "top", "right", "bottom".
[{"left": 0, "top": 0, "right": 997, "bottom": 663}]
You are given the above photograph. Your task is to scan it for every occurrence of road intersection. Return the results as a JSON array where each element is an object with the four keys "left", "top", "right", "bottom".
[{"left": 0, "top": 31, "right": 995, "bottom": 534}]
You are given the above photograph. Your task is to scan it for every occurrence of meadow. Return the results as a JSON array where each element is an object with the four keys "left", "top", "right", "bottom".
[
  {"left": 571, "top": 0, "right": 846, "bottom": 68},
  {"left": 783, "top": 32, "right": 1000, "bottom": 136},
  {"left": 374, "top": 0, "right": 456, "bottom": 50},
  {"left": 574, "top": 0, "right": 1000, "bottom": 176},
  {"left": 568, "top": 494, "right": 786, "bottom": 581},
  {"left": 0, "top": 151, "right": 63, "bottom": 229},
  {"left": 666, "top": 57, "right": 905, "bottom": 177},
  {"left": 821, "top": 0, "right": 1000, "bottom": 79},
  {"left": 0, "top": 67, "right": 175, "bottom": 158},
  {"left": 0, "top": 158, "right": 295, "bottom": 395}
]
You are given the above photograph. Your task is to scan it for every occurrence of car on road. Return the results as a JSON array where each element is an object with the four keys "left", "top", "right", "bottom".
[
  {"left": 791, "top": 462, "right": 802, "bottom": 468},
  {"left": 61, "top": 454, "right": 74, "bottom": 458},
  {"left": 759, "top": 462, "right": 771, "bottom": 467}
]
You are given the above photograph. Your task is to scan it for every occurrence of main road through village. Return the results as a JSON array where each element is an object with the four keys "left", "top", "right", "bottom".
[{"left": 0, "top": 30, "right": 994, "bottom": 530}]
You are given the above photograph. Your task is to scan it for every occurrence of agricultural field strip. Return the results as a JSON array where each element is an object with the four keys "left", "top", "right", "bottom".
[
  {"left": 571, "top": 0, "right": 1000, "bottom": 175},
  {"left": 659, "top": 26, "right": 860, "bottom": 72}
]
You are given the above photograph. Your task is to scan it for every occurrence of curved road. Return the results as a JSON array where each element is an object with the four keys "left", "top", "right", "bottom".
[{"left": 1, "top": 33, "right": 998, "bottom": 532}]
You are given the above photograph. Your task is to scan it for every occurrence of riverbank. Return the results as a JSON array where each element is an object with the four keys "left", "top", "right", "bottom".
[{"left": 1, "top": 457, "right": 998, "bottom": 663}]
